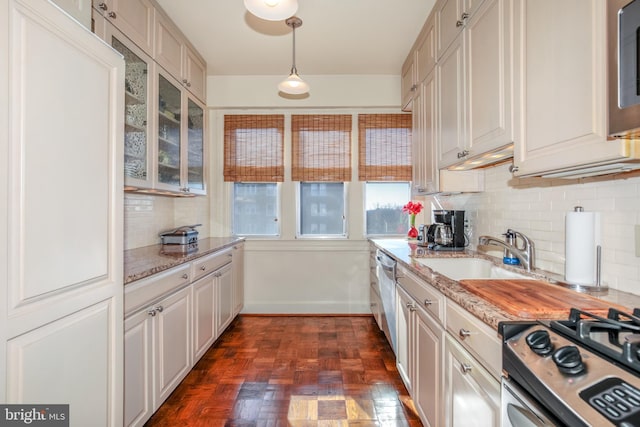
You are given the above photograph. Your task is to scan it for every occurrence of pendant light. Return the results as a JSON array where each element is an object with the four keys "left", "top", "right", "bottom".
[
  {"left": 278, "top": 16, "right": 310, "bottom": 95},
  {"left": 244, "top": 0, "right": 298, "bottom": 21}
]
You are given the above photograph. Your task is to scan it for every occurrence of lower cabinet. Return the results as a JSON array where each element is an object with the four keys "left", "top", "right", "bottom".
[
  {"left": 444, "top": 335, "right": 501, "bottom": 427},
  {"left": 124, "top": 244, "right": 244, "bottom": 427},
  {"left": 396, "top": 283, "right": 445, "bottom": 427}
]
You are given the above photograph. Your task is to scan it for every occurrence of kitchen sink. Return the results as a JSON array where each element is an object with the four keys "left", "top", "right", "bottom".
[{"left": 415, "top": 257, "right": 530, "bottom": 281}]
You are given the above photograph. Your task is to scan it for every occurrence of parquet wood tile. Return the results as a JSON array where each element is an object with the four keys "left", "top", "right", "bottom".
[{"left": 145, "top": 315, "right": 422, "bottom": 426}]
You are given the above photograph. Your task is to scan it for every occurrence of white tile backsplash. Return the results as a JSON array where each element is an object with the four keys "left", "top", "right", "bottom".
[{"left": 430, "top": 163, "right": 640, "bottom": 295}]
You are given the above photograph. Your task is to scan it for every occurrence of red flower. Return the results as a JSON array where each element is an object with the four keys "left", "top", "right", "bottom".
[{"left": 402, "top": 201, "right": 423, "bottom": 215}]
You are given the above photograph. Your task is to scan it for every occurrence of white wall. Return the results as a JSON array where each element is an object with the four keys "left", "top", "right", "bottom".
[{"left": 427, "top": 163, "right": 640, "bottom": 295}]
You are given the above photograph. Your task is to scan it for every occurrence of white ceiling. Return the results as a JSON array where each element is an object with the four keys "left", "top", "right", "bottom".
[{"left": 155, "top": 0, "right": 436, "bottom": 77}]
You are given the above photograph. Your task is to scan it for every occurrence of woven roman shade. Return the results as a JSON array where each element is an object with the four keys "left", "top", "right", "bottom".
[
  {"left": 358, "top": 113, "right": 412, "bottom": 181},
  {"left": 224, "top": 115, "right": 284, "bottom": 182},
  {"left": 291, "top": 114, "right": 352, "bottom": 182}
]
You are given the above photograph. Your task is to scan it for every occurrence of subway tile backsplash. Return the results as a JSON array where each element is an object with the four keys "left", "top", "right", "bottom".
[
  {"left": 123, "top": 193, "right": 210, "bottom": 250},
  {"left": 431, "top": 163, "right": 640, "bottom": 295}
]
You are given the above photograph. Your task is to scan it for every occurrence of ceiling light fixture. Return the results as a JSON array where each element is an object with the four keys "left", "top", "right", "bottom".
[
  {"left": 244, "top": 0, "right": 298, "bottom": 21},
  {"left": 278, "top": 16, "right": 310, "bottom": 95}
]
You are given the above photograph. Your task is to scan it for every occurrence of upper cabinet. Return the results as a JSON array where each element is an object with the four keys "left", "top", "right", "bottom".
[
  {"left": 512, "top": 0, "right": 636, "bottom": 178},
  {"left": 402, "top": 16, "right": 436, "bottom": 112},
  {"left": 155, "top": 10, "right": 207, "bottom": 103},
  {"left": 92, "top": 0, "right": 154, "bottom": 55},
  {"left": 436, "top": 0, "right": 485, "bottom": 59},
  {"left": 436, "top": 0, "right": 513, "bottom": 168}
]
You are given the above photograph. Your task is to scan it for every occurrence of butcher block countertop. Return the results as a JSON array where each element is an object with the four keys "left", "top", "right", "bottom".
[
  {"left": 124, "top": 237, "right": 244, "bottom": 285},
  {"left": 371, "top": 238, "right": 640, "bottom": 331}
]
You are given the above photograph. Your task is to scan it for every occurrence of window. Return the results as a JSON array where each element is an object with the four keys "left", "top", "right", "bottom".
[
  {"left": 299, "top": 182, "right": 346, "bottom": 236},
  {"left": 358, "top": 114, "right": 413, "bottom": 236},
  {"left": 224, "top": 115, "right": 283, "bottom": 236},
  {"left": 292, "top": 115, "right": 351, "bottom": 237},
  {"left": 365, "top": 182, "right": 410, "bottom": 236}
]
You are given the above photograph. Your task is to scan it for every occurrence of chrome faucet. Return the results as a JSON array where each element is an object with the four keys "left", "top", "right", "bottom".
[{"left": 478, "top": 229, "right": 536, "bottom": 272}]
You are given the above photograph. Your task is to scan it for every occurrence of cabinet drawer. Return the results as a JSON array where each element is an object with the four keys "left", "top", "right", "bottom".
[
  {"left": 397, "top": 266, "right": 444, "bottom": 323},
  {"left": 191, "top": 248, "right": 232, "bottom": 282},
  {"left": 125, "top": 264, "right": 191, "bottom": 315},
  {"left": 446, "top": 300, "right": 501, "bottom": 379}
]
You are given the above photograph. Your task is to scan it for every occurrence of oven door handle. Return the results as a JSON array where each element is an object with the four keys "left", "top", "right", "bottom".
[{"left": 506, "top": 403, "right": 547, "bottom": 427}]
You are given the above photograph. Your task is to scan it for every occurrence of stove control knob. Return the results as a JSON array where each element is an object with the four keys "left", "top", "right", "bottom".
[
  {"left": 552, "top": 345, "right": 585, "bottom": 375},
  {"left": 525, "top": 330, "right": 554, "bottom": 356}
]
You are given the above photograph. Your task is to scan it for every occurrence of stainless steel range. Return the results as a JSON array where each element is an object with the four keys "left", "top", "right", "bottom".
[{"left": 500, "top": 308, "right": 640, "bottom": 426}]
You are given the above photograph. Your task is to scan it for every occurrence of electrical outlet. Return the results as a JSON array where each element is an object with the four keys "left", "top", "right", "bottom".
[{"left": 636, "top": 225, "right": 640, "bottom": 257}]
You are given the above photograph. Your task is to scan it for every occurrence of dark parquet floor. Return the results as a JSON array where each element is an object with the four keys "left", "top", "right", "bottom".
[{"left": 145, "top": 315, "right": 422, "bottom": 427}]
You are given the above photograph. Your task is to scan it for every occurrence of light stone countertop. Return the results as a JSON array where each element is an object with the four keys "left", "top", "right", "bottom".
[
  {"left": 370, "top": 238, "right": 640, "bottom": 331},
  {"left": 124, "top": 237, "right": 244, "bottom": 285}
]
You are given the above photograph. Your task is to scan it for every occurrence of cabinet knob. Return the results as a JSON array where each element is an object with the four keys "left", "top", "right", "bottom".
[
  {"left": 200, "top": 265, "right": 206, "bottom": 271},
  {"left": 98, "top": 2, "right": 107, "bottom": 10},
  {"left": 147, "top": 309, "right": 157, "bottom": 317},
  {"left": 460, "top": 12, "right": 469, "bottom": 20},
  {"left": 423, "top": 299, "right": 433, "bottom": 306},
  {"left": 456, "top": 20, "right": 464, "bottom": 27},
  {"left": 461, "top": 363, "right": 473, "bottom": 374},
  {"left": 108, "top": 11, "right": 116, "bottom": 19},
  {"left": 227, "top": 254, "right": 233, "bottom": 258},
  {"left": 508, "top": 164, "right": 519, "bottom": 173},
  {"left": 155, "top": 305, "right": 164, "bottom": 313},
  {"left": 182, "top": 273, "right": 189, "bottom": 279},
  {"left": 459, "top": 328, "right": 472, "bottom": 340}
]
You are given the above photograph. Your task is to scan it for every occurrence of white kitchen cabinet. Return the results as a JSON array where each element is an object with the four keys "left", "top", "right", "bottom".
[
  {"left": 216, "top": 263, "right": 235, "bottom": 337},
  {"left": 233, "top": 244, "right": 245, "bottom": 315},
  {"left": 92, "top": 0, "right": 154, "bottom": 55},
  {"left": 52, "top": 0, "right": 92, "bottom": 28},
  {"left": 107, "top": 25, "right": 155, "bottom": 191},
  {"left": 1, "top": 0, "right": 124, "bottom": 424},
  {"left": 436, "top": 0, "right": 486, "bottom": 59},
  {"left": 154, "top": 9, "right": 206, "bottom": 103},
  {"left": 444, "top": 335, "right": 500, "bottom": 427},
  {"left": 512, "top": 0, "right": 634, "bottom": 177},
  {"left": 401, "top": 16, "right": 436, "bottom": 112},
  {"left": 396, "top": 267, "right": 446, "bottom": 427},
  {"left": 192, "top": 274, "right": 216, "bottom": 362},
  {"left": 437, "top": 0, "right": 513, "bottom": 169},
  {"left": 412, "top": 70, "right": 439, "bottom": 195},
  {"left": 155, "top": 69, "right": 206, "bottom": 195},
  {"left": 154, "top": 286, "right": 192, "bottom": 409},
  {"left": 124, "top": 307, "right": 153, "bottom": 427}
]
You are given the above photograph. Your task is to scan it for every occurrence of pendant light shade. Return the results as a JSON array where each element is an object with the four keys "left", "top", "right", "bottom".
[
  {"left": 244, "top": 0, "right": 298, "bottom": 21},
  {"left": 278, "top": 16, "right": 310, "bottom": 95}
]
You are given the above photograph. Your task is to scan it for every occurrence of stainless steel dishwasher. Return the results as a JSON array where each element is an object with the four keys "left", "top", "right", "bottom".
[{"left": 375, "top": 249, "right": 397, "bottom": 353}]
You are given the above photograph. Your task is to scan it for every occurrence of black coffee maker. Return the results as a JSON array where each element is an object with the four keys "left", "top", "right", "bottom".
[{"left": 427, "top": 210, "right": 466, "bottom": 251}]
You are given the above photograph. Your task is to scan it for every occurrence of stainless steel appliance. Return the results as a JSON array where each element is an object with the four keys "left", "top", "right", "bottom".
[
  {"left": 500, "top": 308, "right": 640, "bottom": 426},
  {"left": 159, "top": 224, "right": 201, "bottom": 245},
  {"left": 427, "top": 210, "right": 466, "bottom": 251},
  {"left": 608, "top": 0, "right": 640, "bottom": 138},
  {"left": 375, "top": 250, "right": 397, "bottom": 353}
]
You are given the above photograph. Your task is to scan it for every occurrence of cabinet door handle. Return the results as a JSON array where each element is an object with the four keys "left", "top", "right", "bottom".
[
  {"left": 200, "top": 266, "right": 206, "bottom": 271},
  {"left": 460, "top": 12, "right": 469, "bottom": 20},
  {"left": 147, "top": 309, "right": 157, "bottom": 317},
  {"left": 154, "top": 305, "right": 164, "bottom": 313},
  {"left": 108, "top": 11, "right": 116, "bottom": 19},
  {"left": 459, "top": 328, "right": 472, "bottom": 340},
  {"left": 182, "top": 273, "right": 189, "bottom": 279},
  {"left": 456, "top": 19, "right": 464, "bottom": 27},
  {"left": 98, "top": 2, "right": 108, "bottom": 10},
  {"left": 457, "top": 150, "right": 469, "bottom": 159},
  {"left": 423, "top": 299, "right": 433, "bottom": 306},
  {"left": 461, "top": 363, "right": 473, "bottom": 374}
]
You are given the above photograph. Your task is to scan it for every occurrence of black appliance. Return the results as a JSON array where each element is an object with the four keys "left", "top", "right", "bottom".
[
  {"left": 500, "top": 308, "right": 640, "bottom": 426},
  {"left": 427, "top": 210, "right": 465, "bottom": 251}
]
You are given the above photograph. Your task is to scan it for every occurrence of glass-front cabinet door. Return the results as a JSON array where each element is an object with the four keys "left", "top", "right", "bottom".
[
  {"left": 186, "top": 97, "right": 205, "bottom": 194},
  {"left": 157, "top": 72, "right": 182, "bottom": 190},
  {"left": 109, "top": 28, "right": 152, "bottom": 190}
]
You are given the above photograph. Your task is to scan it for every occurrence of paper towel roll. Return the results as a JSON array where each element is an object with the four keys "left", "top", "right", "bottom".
[{"left": 565, "top": 208, "right": 601, "bottom": 285}]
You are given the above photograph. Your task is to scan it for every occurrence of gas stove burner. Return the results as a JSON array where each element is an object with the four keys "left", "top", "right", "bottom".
[{"left": 550, "top": 308, "right": 640, "bottom": 374}]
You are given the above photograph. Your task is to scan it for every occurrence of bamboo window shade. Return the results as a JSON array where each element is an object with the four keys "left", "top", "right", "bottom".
[
  {"left": 291, "top": 114, "right": 352, "bottom": 182},
  {"left": 358, "top": 114, "right": 412, "bottom": 181},
  {"left": 224, "top": 115, "right": 284, "bottom": 182}
]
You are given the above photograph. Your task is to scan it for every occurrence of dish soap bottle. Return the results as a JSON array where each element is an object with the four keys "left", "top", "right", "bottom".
[{"left": 503, "top": 230, "right": 520, "bottom": 265}]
